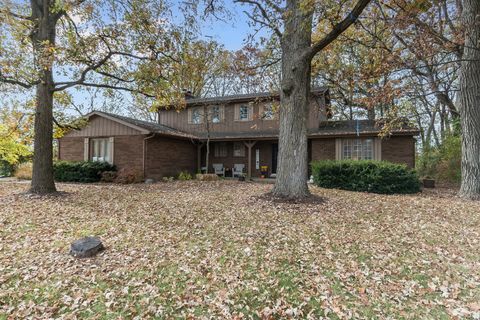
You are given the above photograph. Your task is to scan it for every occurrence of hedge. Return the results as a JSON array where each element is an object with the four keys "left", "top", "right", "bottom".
[
  {"left": 53, "top": 161, "right": 116, "bottom": 183},
  {"left": 311, "top": 160, "right": 421, "bottom": 194}
]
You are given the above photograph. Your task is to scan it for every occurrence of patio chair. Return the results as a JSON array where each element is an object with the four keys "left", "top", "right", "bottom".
[
  {"left": 233, "top": 164, "right": 245, "bottom": 178},
  {"left": 212, "top": 163, "right": 225, "bottom": 176}
]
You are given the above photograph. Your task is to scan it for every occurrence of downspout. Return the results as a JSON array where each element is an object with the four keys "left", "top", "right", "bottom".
[{"left": 143, "top": 133, "right": 156, "bottom": 180}]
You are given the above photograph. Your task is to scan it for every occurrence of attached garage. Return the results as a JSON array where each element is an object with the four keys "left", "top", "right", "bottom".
[{"left": 58, "top": 111, "right": 198, "bottom": 180}]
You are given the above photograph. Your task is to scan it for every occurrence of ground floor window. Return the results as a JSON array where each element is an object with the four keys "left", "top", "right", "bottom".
[
  {"left": 233, "top": 142, "right": 245, "bottom": 157},
  {"left": 214, "top": 142, "right": 228, "bottom": 158},
  {"left": 342, "top": 138, "right": 374, "bottom": 160},
  {"left": 91, "top": 138, "right": 111, "bottom": 162}
]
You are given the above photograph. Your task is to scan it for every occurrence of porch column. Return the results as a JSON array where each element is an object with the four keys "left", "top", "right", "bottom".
[
  {"left": 197, "top": 143, "right": 205, "bottom": 173},
  {"left": 243, "top": 141, "right": 257, "bottom": 180}
]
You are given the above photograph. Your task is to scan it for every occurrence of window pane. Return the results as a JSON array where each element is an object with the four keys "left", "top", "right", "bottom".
[
  {"left": 342, "top": 138, "right": 374, "bottom": 160},
  {"left": 214, "top": 143, "right": 227, "bottom": 157},
  {"left": 192, "top": 108, "right": 201, "bottom": 124},
  {"left": 104, "top": 140, "right": 110, "bottom": 162},
  {"left": 239, "top": 105, "right": 248, "bottom": 120},
  {"left": 211, "top": 106, "right": 220, "bottom": 123},
  {"left": 92, "top": 138, "right": 110, "bottom": 162},
  {"left": 233, "top": 142, "right": 245, "bottom": 157},
  {"left": 263, "top": 104, "right": 274, "bottom": 120}
]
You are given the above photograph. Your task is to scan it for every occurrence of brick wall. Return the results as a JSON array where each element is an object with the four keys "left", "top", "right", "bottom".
[
  {"left": 311, "top": 138, "right": 336, "bottom": 161},
  {"left": 58, "top": 137, "right": 84, "bottom": 161},
  {"left": 114, "top": 135, "right": 145, "bottom": 173},
  {"left": 145, "top": 136, "right": 197, "bottom": 179},
  {"left": 381, "top": 136, "right": 416, "bottom": 168},
  {"left": 311, "top": 136, "right": 416, "bottom": 168}
]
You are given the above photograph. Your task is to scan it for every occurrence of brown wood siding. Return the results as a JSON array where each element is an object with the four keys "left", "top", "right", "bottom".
[
  {"left": 159, "top": 97, "right": 326, "bottom": 134},
  {"left": 381, "top": 136, "right": 416, "bottom": 168},
  {"left": 58, "top": 137, "right": 84, "bottom": 161},
  {"left": 64, "top": 115, "right": 142, "bottom": 137},
  {"left": 145, "top": 136, "right": 197, "bottom": 180}
]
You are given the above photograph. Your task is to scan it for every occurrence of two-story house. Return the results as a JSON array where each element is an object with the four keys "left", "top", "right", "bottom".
[{"left": 58, "top": 88, "right": 419, "bottom": 180}]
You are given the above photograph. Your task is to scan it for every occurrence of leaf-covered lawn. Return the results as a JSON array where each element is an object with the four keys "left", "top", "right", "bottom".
[{"left": 0, "top": 181, "right": 479, "bottom": 319}]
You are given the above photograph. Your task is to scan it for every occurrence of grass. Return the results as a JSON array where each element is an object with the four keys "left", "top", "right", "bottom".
[{"left": 0, "top": 180, "right": 479, "bottom": 319}]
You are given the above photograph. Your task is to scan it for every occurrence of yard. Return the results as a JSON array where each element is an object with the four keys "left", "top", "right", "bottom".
[{"left": 0, "top": 180, "right": 479, "bottom": 319}]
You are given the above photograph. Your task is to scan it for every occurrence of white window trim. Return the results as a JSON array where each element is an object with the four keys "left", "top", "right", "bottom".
[{"left": 84, "top": 138, "right": 89, "bottom": 161}]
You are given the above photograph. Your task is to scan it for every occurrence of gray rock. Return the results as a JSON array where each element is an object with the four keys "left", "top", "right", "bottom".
[
  {"left": 70, "top": 237, "right": 104, "bottom": 258},
  {"left": 145, "top": 178, "right": 155, "bottom": 184}
]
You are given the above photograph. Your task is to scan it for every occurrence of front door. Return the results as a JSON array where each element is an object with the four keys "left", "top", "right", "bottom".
[{"left": 272, "top": 143, "right": 278, "bottom": 174}]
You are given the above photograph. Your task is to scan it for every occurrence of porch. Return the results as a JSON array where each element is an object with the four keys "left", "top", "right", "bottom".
[{"left": 197, "top": 140, "right": 279, "bottom": 179}]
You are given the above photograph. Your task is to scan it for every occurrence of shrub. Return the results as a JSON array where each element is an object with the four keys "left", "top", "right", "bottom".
[
  {"left": 114, "top": 168, "right": 143, "bottom": 184},
  {"left": 1, "top": 160, "right": 14, "bottom": 177},
  {"left": 311, "top": 160, "right": 421, "bottom": 194},
  {"left": 53, "top": 161, "right": 116, "bottom": 183},
  {"left": 417, "top": 134, "right": 461, "bottom": 184},
  {"left": 14, "top": 162, "right": 33, "bottom": 180},
  {"left": 100, "top": 171, "right": 117, "bottom": 183},
  {"left": 178, "top": 171, "right": 193, "bottom": 181},
  {"left": 162, "top": 176, "right": 175, "bottom": 182}
]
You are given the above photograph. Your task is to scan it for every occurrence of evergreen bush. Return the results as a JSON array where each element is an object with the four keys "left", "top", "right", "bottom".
[
  {"left": 311, "top": 160, "right": 421, "bottom": 194},
  {"left": 53, "top": 161, "right": 116, "bottom": 183}
]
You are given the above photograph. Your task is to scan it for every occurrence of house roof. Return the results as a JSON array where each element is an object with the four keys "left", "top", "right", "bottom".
[
  {"left": 164, "top": 87, "right": 329, "bottom": 108},
  {"left": 86, "top": 111, "right": 197, "bottom": 139},
  {"left": 84, "top": 112, "right": 418, "bottom": 141},
  {"left": 201, "top": 119, "right": 419, "bottom": 141},
  {"left": 309, "top": 120, "right": 420, "bottom": 137}
]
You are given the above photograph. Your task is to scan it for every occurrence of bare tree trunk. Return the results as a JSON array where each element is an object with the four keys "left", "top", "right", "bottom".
[
  {"left": 458, "top": 0, "right": 480, "bottom": 200},
  {"left": 272, "top": 0, "right": 313, "bottom": 199},
  {"left": 29, "top": 0, "right": 57, "bottom": 194}
]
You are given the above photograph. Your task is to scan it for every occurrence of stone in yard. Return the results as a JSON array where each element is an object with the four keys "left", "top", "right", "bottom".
[
  {"left": 70, "top": 236, "right": 104, "bottom": 258},
  {"left": 145, "top": 178, "right": 155, "bottom": 184}
]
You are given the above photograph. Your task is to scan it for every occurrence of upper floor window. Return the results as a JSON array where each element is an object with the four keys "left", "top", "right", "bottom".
[
  {"left": 240, "top": 105, "right": 249, "bottom": 120},
  {"left": 262, "top": 104, "right": 276, "bottom": 120},
  {"left": 91, "top": 138, "right": 112, "bottom": 163},
  {"left": 190, "top": 107, "right": 203, "bottom": 124},
  {"left": 235, "top": 104, "right": 252, "bottom": 121},
  {"left": 210, "top": 105, "right": 221, "bottom": 123},
  {"left": 342, "top": 138, "right": 374, "bottom": 160}
]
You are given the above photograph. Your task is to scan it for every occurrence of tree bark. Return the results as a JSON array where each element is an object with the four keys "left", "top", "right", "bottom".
[
  {"left": 272, "top": 0, "right": 313, "bottom": 198},
  {"left": 458, "top": 0, "right": 480, "bottom": 200},
  {"left": 29, "top": 0, "right": 57, "bottom": 194}
]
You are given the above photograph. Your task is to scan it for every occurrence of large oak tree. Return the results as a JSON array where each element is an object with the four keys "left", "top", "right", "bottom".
[
  {"left": 458, "top": 0, "right": 480, "bottom": 200},
  {"left": 0, "top": 0, "right": 184, "bottom": 194},
  {"left": 216, "top": 0, "right": 372, "bottom": 198}
]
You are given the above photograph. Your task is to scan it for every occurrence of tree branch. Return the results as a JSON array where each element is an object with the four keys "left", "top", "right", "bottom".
[
  {"left": 0, "top": 8, "right": 32, "bottom": 20},
  {"left": 0, "top": 71, "right": 38, "bottom": 89},
  {"left": 307, "top": 0, "right": 372, "bottom": 60},
  {"left": 235, "top": 0, "right": 283, "bottom": 38}
]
